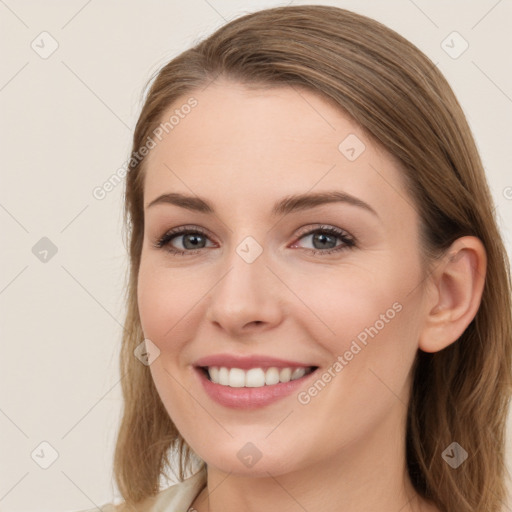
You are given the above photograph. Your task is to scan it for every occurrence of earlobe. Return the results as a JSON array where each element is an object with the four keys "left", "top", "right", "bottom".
[{"left": 418, "top": 236, "right": 487, "bottom": 353}]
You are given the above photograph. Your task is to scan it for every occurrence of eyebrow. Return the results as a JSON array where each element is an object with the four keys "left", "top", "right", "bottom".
[{"left": 146, "top": 191, "right": 379, "bottom": 218}]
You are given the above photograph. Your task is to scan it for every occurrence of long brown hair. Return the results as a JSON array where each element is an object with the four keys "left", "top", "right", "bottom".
[{"left": 114, "top": 5, "right": 512, "bottom": 511}]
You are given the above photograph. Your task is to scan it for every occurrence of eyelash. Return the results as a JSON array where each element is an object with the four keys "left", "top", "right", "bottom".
[{"left": 152, "top": 224, "right": 356, "bottom": 257}]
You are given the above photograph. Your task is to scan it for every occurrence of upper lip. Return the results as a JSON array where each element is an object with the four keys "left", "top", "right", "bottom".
[{"left": 194, "top": 353, "right": 317, "bottom": 370}]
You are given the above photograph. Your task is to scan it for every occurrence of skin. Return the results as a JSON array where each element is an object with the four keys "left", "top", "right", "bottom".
[{"left": 137, "top": 79, "right": 486, "bottom": 512}]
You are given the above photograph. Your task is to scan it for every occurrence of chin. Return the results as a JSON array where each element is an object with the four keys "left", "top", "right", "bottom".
[{"left": 195, "top": 440, "right": 309, "bottom": 478}]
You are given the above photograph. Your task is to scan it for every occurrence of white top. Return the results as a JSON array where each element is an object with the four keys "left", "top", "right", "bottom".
[{"left": 76, "top": 469, "right": 207, "bottom": 512}]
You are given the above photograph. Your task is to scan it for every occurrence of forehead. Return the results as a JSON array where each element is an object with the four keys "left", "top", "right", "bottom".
[{"left": 142, "top": 80, "right": 412, "bottom": 224}]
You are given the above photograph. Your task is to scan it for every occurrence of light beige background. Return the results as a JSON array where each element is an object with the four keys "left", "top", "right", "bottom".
[{"left": 0, "top": 1, "right": 511, "bottom": 511}]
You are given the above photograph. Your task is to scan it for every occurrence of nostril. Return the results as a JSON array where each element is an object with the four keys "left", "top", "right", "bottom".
[{"left": 246, "top": 321, "right": 263, "bottom": 328}]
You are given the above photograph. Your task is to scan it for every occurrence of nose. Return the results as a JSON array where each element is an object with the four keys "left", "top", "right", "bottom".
[{"left": 205, "top": 244, "right": 284, "bottom": 337}]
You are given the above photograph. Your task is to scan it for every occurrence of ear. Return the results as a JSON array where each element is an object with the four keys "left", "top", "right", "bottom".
[{"left": 418, "top": 236, "right": 487, "bottom": 353}]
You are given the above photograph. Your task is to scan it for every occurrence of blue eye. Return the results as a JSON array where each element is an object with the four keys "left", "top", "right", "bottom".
[
  {"left": 153, "top": 226, "right": 213, "bottom": 255},
  {"left": 153, "top": 224, "right": 356, "bottom": 256},
  {"left": 292, "top": 225, "right": 356, "bottom": 255}
]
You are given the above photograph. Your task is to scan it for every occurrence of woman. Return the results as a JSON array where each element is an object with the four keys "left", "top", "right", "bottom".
[{"left": 81, "top": 5, "right": 512, "bottom": 512}]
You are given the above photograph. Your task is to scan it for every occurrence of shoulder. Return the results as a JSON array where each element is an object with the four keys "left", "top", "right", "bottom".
[{"left": 74, "top": 469, "right": 207, "bottom": 512}]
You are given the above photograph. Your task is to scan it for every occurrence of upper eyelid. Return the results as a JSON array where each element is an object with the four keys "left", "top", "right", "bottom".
[{"left": 159, "top": 224, "right": 349, "bottom": 236}]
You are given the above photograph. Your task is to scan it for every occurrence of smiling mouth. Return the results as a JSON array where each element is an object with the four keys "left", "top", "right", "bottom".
[{"left": 198, "top": 365, "right": 318, "bottom": 388}]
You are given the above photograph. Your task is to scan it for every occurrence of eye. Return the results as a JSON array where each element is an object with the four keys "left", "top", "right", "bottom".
[
  {"left": 153, "top": 225, "right": 214, "bottom": 255},
  {"left": 152, "top": 224, "right": 356, "bottom": 256},
  {"left": 291, "top": 225, "right": 356, "bottom": 255}
]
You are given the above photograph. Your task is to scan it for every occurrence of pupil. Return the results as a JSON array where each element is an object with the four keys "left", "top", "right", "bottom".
[
  {"left": 184, "top": 234, "right": 204, "bottom": 249},
  {"left": 314, "top": 233, "right": 335, "bottom": 249}
]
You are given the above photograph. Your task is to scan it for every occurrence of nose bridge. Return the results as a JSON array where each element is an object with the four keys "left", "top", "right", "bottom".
[
  {"left": 205, "top": 233, "right": 281, "bottom": 331},
  {"left": 216, "top": 235, "right": 268, "bottom": 304}
]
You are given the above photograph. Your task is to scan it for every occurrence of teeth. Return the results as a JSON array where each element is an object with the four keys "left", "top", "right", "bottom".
[
  {"left": 206, "top": 366, "right": 313, "bottom": 388},
  {"left": 265, "top": 367, "right": 280, "bottom": 386},
  {"left": 229, "top": 368, "right": 245, "bottom": 388},
  {"left": 218, "top": 367, "right": 229, "bottom": 386},
  {"left": 247, "top": 368, "right": 265, "bottom": 387},
  {"left": 279, "top": 367, "right": 292, "bottom": 382},
  {"left": 291, "top": 367, "right": 306, "bottom": 380}
]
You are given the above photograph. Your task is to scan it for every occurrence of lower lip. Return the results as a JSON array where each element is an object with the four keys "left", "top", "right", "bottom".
[{"left": 194, "top": 367, "right": 318, "bottom": 409}]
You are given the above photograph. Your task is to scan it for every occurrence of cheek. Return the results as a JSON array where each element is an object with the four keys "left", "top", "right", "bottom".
[
  {"left": 289, "top": 260, "right": 406, "bottom": 350},
  {"left": 137, "top": 260, "right": 198, "bottom": 343},
  {"left": 137, "top": 264, "right": 167, "bottom": 340},
  {"left": 137, "top": 262, "right": 202, "bottom": 431},
  {"left": 294, "top": 295, "right": 418, "bottom": 451},
  {"left": 296, "top": 255, "right": 422, "bottom": 396}
]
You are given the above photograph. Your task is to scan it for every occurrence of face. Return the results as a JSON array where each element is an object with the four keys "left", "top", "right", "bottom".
[{"left": 137, "top": 79, "right": 429, "bottom": 476}]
